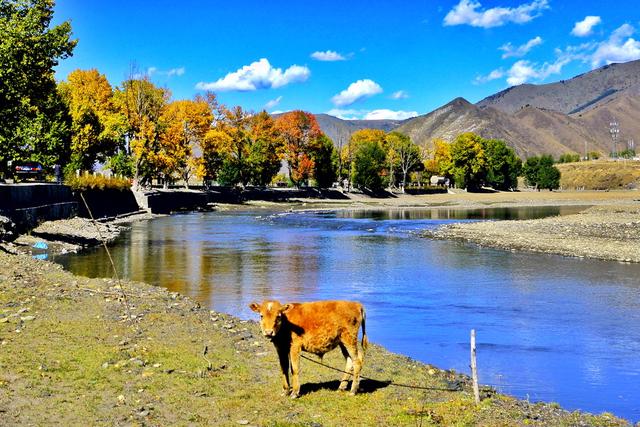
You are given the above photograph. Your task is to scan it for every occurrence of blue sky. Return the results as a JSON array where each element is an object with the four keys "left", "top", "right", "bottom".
[{"left": 53, "top": 0, "right": 640, "bottom": 120}]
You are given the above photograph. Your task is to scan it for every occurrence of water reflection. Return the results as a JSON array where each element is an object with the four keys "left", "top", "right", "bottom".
[{"left": 53, "top": 206, "right": 640, "bottom": 422}]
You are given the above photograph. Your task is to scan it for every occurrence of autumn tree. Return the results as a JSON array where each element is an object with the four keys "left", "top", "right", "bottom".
[
  {"left": 0, "top": 0, "right": 76, "bottom": 178},
  {"left": 114, "top": 76, "right": 169, "bottom": 187},
  {"left": 275, "top": 111, "right": 323, "bottom": 187},
  {"left": 159, "top": 98, "right": 212, "bottom": 188},
  {"left": 424, "top": 139, "right": 452, "bottom": 176},
  {"left": 58, "top": 69, "right": 125, "bottom": 172}
]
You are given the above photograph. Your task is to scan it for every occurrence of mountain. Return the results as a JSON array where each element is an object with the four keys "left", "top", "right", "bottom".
[
  {"left": 476, "top": 60, "right": 640, "bottom": 114},
  {"left": 312, "top": 60, "right": 640, "bottom": 158}
]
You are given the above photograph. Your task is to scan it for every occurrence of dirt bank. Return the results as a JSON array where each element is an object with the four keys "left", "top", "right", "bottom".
[
  {"left": 424, "top": 205, "right": 640, "bottom": 263},
  {"left": 0, "top": 252, "right": 630, "bottom": 425}
]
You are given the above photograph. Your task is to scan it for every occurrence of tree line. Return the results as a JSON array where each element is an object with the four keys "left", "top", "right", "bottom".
[{"left": 1, "top": 0, "right": 560, "bottom": 192}]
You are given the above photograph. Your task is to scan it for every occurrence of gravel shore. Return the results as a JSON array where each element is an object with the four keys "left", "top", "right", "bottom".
[{"left": 424, "top": 205, "right": 640, "bottom": 263}]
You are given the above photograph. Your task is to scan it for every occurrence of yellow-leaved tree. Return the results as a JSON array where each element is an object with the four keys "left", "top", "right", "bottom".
[
  {"left": 114, "top": 76, "right": 169, "bottom": 188},
  {"left": 58, "top": 69, "right": 125, "bottom": 172},
  {"left": 159, "top": 98, "right": 212, "bottom": 188}
]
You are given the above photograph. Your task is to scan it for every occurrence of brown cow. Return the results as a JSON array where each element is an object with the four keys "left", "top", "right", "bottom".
[{"left": 249, "top": 300, "right": 368, "bottom": 398}]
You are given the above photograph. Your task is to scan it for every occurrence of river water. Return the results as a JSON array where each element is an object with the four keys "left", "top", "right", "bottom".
[{"left": 54, "top": 206, "right": 640, "bottom": 422}]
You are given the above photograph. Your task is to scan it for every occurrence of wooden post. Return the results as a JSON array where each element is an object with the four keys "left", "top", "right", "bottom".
[{"left": 470, "top": 329, "right": 480, "bottom": 404}]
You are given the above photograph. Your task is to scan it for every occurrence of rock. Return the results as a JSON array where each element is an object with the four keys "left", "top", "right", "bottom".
[
  {"left": 237, "top": 420, "right": 250, "bottom": 425},
  {"left": 0, "top": 216, "right": 16, "bottom": 243},
  {"left": 20, "top": 316, "right": 35, "bottom": 322}
]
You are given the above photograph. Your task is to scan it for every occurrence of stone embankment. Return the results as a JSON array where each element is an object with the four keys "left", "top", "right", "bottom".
[{"left": 424, "top": 205, "right": 640, "bottom": 263}]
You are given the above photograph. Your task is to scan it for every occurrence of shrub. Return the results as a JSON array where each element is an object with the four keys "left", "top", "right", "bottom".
[{"left": 65, "top": 174, "right": 131, "bottom": 191}]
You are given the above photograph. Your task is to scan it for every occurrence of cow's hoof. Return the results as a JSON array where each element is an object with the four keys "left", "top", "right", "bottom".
[
  {"left": 290, "top": 392, "right": 300, "bottom": 399},
  {"left": 349, "top": 392, "right": 357, "bottom": 396},
  {"left": 338, "top": 384, "right": 348, "bottom": 392}
]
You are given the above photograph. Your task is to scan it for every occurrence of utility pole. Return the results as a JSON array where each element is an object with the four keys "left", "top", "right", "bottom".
[{"left": 609, "top": 120, "right": 619, "bottom": 159}]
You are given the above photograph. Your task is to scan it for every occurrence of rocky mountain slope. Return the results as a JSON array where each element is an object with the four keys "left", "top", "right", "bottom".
[
  {"left": 313, "top": 60, "right": 639, "bottom": 158},
  {"left": 476, "top": 60, "right": 640, "bottom": 114}
]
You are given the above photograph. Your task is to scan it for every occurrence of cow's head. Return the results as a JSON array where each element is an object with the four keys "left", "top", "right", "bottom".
[{"left": 249, "top": 300, "right": 292, "bottom": 338}]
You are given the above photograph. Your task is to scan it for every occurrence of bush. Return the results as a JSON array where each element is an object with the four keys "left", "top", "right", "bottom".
[
  {"left": 558, "top": 153, "right": 581, "bottom": 163},
  {"left": 65, "top": 174, "right": 131, "bottom": 191}
]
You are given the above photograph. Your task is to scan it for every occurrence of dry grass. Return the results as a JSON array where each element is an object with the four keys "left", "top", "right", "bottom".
[
  {"left": 558, "top": 160, "right": 640, "bottom": 190},
  {"left": 65, "top": 174, "right": 132, "bottom": 191}
]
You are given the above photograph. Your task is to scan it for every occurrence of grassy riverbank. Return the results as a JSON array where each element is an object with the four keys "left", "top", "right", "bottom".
[{"left": 0, "top": 252, "right": 631, "bottom": 426}]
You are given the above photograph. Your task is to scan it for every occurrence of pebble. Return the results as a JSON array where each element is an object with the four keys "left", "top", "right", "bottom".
[
  {"left": 20, "top": 316, "right": 35, "bottom": 322},
  {"left": 237, "top": 420, "right": 249, "bottom": 425}
]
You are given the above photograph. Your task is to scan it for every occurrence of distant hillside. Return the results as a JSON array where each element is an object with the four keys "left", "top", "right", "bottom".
[
  {"left": 476, "top": 60, "right": 640, "bottom": 114},
  {"left": 314, "top": 114, "right": 404, "bottom": 149}
]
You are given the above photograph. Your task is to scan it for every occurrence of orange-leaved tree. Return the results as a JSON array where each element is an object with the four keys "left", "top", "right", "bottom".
[{"left": 274, "top": 110, "right": 323, "bottom": 187}]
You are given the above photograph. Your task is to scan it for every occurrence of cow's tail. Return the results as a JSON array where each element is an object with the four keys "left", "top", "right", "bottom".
[{"left": 361, "top": 305, "right": 369, "bottom": 352}]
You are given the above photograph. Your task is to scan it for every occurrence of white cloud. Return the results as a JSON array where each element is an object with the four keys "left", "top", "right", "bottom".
[
  {"left": 142, "top": 66, "right": 186, "bottom": 78},
  {"left": 443, "top": 0, "right": 549, "bottom": 28},
  {"left": 474, "top": 68, "right": 506, "bottom": 84},
  {"left": 326, "top": 108, "right": 418, "bottom": 120},
  {"left": 390, "top": 90, "right": 409, "bottom": 99},
  {"left": 505, "top": 57, "right": 572, "bottom": 86},
  {"left": 310, "top": 50, "right": 347, "bottom": 61},
  {"left": 264, "top": 96, "right": 282, "bottom": 110},
  {"left": 331, "top": 79, "right": 383, "bottom": 107},
  {"left": 166, "top": 67, "right": 186, "bottom": 77},
  {"left": 326, "top": 109, "right": 365, "bottom": 120},
  {"left": 591, "top": 24, "right": 640, "bottom": 67},
  {"left": 195, "top": 58, "right": 310, "bottom": 92},
  {"left": 571, "top": 16, "right": 601, "bottom": 37},
  {"left": 364, "top": 109, "right": 419, "bottom": 120},
  {"left": 499, "top": 36, "right": 543, "bottom": 58}
]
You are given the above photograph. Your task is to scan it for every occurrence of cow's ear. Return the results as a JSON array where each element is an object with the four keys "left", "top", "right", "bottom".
[
  {"left": 249, "top": 302, "right": 260, "bottom": 313},
  {"left": 280, "top": 303, "right": 293, "bottom": 313}
]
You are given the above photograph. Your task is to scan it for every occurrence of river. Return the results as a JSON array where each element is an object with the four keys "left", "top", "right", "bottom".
[{"left": 53, "top": 206, "right": 640, "bottom": 422}]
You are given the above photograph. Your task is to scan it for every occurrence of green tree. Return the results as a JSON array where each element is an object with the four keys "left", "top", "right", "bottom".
[
  {"left": 385, "top": 131, "right": 421, "bottom": 191},
  {"left": 0, "top": 0, "right": 76, "bottom": 178},
  {"left": 449, "top": 133, "right": 487, "bottom": 191},
  {"left": 352, "top": 139, "right": 386, "bottom": 192},
  {"left": 247, "top": 111, "right": 283, "bottom": 186},
  {"left": 484, "top": 138, "right": 522, "bottom": 190},
  {"left": 311, "top": 135, "right": 338, "bottom": 188},
  {"left": 523, "top": 155, "right": 560, "bottom": 191}
]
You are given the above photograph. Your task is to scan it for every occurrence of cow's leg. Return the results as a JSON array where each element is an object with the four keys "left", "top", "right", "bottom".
[
  {"left": 338, "top": 343, "right": 353, "bottom": 391},
  {"left": 276, "top": 345, "right": 291, "bottom": 396},
  {"left": 343, "top": 338, "right": 363, "bottom": 395},
  {"left": 289, "top": 343, "right": 302, "bottom": 398}
]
